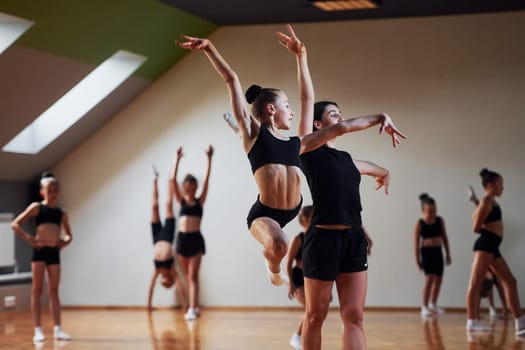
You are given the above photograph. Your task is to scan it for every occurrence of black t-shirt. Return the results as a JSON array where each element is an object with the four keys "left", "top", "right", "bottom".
[{"left": 300, "top": 145, "right": 362, "bottom": 227}]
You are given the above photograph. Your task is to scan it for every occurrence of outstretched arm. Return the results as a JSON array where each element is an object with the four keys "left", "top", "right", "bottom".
[
  {"left": 300, "top": 113, "right": 406, "bottom": 154},
  {"left": 276, "top": 25, "right": 315, "bottom": 137},
  {"left": 176, "top": 36, "right": 255, "bottom": 151},
  {"left": 199, "top": 145, "right": 214, "bottom": 205},
  {"left": 148, "top": 270, "right": 160, "bottom": 311},
  {"left": 353, "top": 160, "right": 390, "bottom": 195},
  {"left": 172, "top": 148, "right": 184, "bottom": 203}
]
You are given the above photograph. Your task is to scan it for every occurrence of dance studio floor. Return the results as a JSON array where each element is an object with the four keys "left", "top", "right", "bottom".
[{"left": 1, "top": 308, "right": 523, "bottom": 350}]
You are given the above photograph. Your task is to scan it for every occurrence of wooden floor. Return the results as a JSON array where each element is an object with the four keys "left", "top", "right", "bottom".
[{"left": 1, "top": 308, "right": 523, "bottom": 350}]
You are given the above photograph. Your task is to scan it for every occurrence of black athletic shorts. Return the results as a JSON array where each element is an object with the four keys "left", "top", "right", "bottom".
[
  {"left": 246, "top": 196, "right": 302, "bottom": 229},
  {"left": 176, "top": 231, "right": 206, "bottom": 257},
  {"left": 303, "top": 226, "right": 368, "bottom": 281},
  {"left": 154, "top": 257, "right": 174, "bottom": 269},
  {"left": 473, "top": 229, "right": 502, "bottom": 258},
  {"left": 32, "top": 246, "right": 60, "bottom": 265},
  {"left": 152, "top": 218, "right": 175, "bottom": 244},
  {"left": 292, "top": 266, "right": 304, "bottom": 287},
  {"left": 420, "top": 246, "right": 444, "bottom": 277}
]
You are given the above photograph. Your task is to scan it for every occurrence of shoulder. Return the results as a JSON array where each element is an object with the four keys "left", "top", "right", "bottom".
[{"left": 28, "top": 202, "right": 41, "bottom": 213}]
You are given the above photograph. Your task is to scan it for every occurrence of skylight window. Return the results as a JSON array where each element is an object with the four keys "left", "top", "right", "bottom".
[
  {"left": 0, "top": 12, "right": 33, "bottom": 54},
  {"left": 2, "top": 50, "right": 146, "bottom": 154}
]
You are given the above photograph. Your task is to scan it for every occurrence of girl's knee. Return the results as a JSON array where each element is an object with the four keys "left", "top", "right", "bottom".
[
  {"left": 340, "top": 305, "right": 364, "bottom": 325},
  {"left": 306, "top": 309, "right": 329, "bottom": 327}
]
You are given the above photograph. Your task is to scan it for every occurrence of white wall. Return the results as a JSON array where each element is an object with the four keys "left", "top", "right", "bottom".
[{"left": 54, "top": 11, "right": 525, "bottom": 307}]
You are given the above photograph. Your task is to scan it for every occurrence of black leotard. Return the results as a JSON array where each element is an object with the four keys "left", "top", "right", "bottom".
[
  {"left": 419, "top": 217, "right": 442, "bottom": 239},
  {"left": 300, "top": 146, "right": 362, "bottom": 227},
  {"left": 179, "top": 199, "right": 203, "bottom": 218},
  {"left": 35, "top": 203, "right": 63, "bottom": 226},
  {"left": 247, "top": 127, "right": 301, "bottom": 174},
  {"left": 484, "top": 204, "right": 501, "bottom": 224}
]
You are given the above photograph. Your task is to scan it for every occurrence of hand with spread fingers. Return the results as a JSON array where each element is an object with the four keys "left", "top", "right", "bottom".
[
  {"left": 276, "top": 24, "right": 306, "bottom": 57},
  {"left": 176, "top": 35, "right": 210, "bottom": 51},
  {"left": 379, "top": 113, "right": 407, "bottom": 148}
]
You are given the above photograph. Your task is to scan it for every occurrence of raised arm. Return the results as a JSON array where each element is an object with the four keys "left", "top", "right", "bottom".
[
  {"left": 353, "top": 160, "right": 390, "bottom": 195},
  {"left": 276, "top": 25, "right": 315, "bottom": 136},
  {"left": 147, "top": 270, "right": 160, "bottom": 311},
  {"left": 414, "top": 221, "right": 422, "bottom": 271},
  {"left": 440, "top": 218, "right": 451, "bottom": 265},
  {"left": 199, "top": 145, "right": 214, "bottom": 205},
  {"left": 11, "top": 202, "right": 40, "bottom": 247},
  {"left": 176, "top": 36, "right": 255, "bottom": 150},
  {"left": 172, "top": 148, "right": 184, "bottom": 203},
  {"left": 286, "top": 235, "right": 302, "bottom": 300},
  {"left": 57, "top": 211, "right": 73, "bottom": 250},
  {"left": 472, "top": 197, "right": 492, "bottom": 233},
  {"left": 300, "top": 113, "right": 406, "bottom": 155}
]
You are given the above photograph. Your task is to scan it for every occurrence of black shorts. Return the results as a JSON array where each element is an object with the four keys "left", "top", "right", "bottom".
[
  {"left": 473, "top": 229, "right": 502, "bottom": 258},
  {"left": 420, "top": 246, "right": 444, "bottom": 276},
  {"left": 154, "top": 257, "right": 174, "bottom": 269},
  {"left": 152, "top": 218, "right": 175, "bottom": 244},
  {"left": 246, "top": 196, "right": 302, "bottom": 229},
  {"left": 292, "top": 266, "right": 304, "bottom": 287},
  {"left": 176, "top": 231, "right": 205, "bottom": 257},
  {"left": 32, "top": 247, "right": 60, "bottom": 265},
  {"left": 303, "top": 226, "right": 368, "bottom": 281}
]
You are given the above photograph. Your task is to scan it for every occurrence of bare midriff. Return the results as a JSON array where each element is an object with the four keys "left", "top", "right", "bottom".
[
  {"left": 482, "top": 221, "right": 503, "bottom": 238},
  {"left": 179, "top": 216, "right": 202, "bottom": 233},
  {"left": 154, "top": 241, "right": 173, "bottom": 261},
  {"left": 254, "top": 164, "right": 302, "bottom": 210},
  {"left": 35, "top": 223, "right": 61, "bottom": 247},
  {"left": 421, "top": 237, "right": 442, "bottom": 247}
]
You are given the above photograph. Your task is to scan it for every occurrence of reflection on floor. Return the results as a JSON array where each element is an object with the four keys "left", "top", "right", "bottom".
[{"left": 0, "top": 309, "right": 524, "bottom": 350}]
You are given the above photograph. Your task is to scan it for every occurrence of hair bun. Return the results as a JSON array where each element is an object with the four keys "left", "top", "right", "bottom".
[
  {"left": 245, "top": 84, "right": 262, "bottom": 104},
  {"left": 419, "top": 193, "right": 429, "bottom": 201},
  {"left": 41, "top": 171, "right": 54, "bottom": 179},
  {"left": 479, "top": 168, "right": 489, "bottom": 177}
]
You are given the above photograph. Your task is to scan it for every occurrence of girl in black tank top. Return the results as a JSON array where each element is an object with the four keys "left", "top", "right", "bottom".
[
  {"left": 172, "top": 146, "right": 213, "bottom": 321},
  {"left": 466, "top": 169, "right": 525, "bottom": 335},
  {"left": 414, "top": 194, "right": 452, "bottom": 317},
  {"left": 11, "top": 173, "right": 73, "bottom": 341}
]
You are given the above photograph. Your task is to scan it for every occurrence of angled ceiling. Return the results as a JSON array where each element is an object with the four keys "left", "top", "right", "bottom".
[
  {"left": 0, "top": 0, "right": 216, "bottom": 181},
  {"left": 160, "top": 0, "right": 525, "bottom": 25}
]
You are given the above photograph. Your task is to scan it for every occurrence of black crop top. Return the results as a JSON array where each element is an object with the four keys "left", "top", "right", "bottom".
[
  {"left": 300, "top": 146, "right": 362, "bottom": 227},
  {"left": 419, "top": 217, "right": 442, "bottom": 239},
  {"left": 247, "top": 127, "right": 301, "bottom": 173},
  {"left": 484, "top": 204, "right": 502, "bottom": 224},
  {"left": 179, "top": 198, "right": 203, "bottom": 218},
  {"left": 295, "top": 232, "right": 304, "bottom": 261},
  {"left": 35, "top": 203, "right": 63, "bottom": 226}
]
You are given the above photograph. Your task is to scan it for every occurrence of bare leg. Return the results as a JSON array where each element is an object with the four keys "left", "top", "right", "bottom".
[
  {"left": 337, "top": 271, "right": 368, "bottom": 350},
  {"left": 302, "top": 278, "right": 333, "bottom": 350},
  {"left": 430, "top": 276, "right": 443, "bottom": 305},
  {"left": 422, "top": 275, "right": 433, "bottom": 307},
  {"left": 493, "top": 275, "right": 510, "bottom": 318},
  {"left": 294, "top": 287, "right": 306, "bottom": 335},
  {"left": 46, "top": 264, "right": 61, "bottom": 326},
  {"left": 152, "top": 178, "right": 160, "bottom": 223},
  {"left": 31, "top": 262, "right": 46, "bottom": 327},
  {"left": 173, "top": 265, "right": 188, "bottom": 310},
  {"left": 178, "top": 255, "right": 190, "bottom": 309},
  {"left": 490, "top": 257, "right": 523, "bottom": 318},
  {"left": 467, "top": 251, "right": 493, "bottom": 320},
  {"left": 187, "top": 254, "right": 202, "bottom": 310},
  {"left": 249, "top": 217, "right": 288, "bottom": 275}
]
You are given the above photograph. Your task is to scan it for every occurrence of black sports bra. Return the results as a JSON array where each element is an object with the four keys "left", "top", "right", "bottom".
[
  {"left": 484, "top": 204, "right": 502, "bottom": 224},
  {"left": 419, "top": 217, "right": 442, "bottom": 239},
  {"left": 179, "top": 198, "right": 203, "bottom": 218},
  {"left": 247, "top": 127, "right": 301, "bottom": 174},
  {"left": 35, "top": 203, "right": 63, "bottom": 226}
]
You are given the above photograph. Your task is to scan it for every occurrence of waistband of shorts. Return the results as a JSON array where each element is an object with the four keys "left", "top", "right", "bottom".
[
  {"left": 308, "top": 225, "right": 361, "bottom": 234},
  {"left": 256, "top": 194, "right": 303, "bottom": 213},
  {"left": 179, "top": 231, "right": 202, "bottom": 235},
  {"left": 420, "top": 246, "right": 442, "bottom": 251},
  {"left": 479, "top": 229, "right": 502, "bottom": 241}
]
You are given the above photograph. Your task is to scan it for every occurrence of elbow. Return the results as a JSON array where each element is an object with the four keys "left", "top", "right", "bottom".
[
  {"left": 225, "top": 71, "right": 239, "bottom": 85},
  {"left": 10, "top": 222, "right": 18, "bottom": 231},
  {"left": 473, "top": 224, "right": 482, "bottom": 234}
]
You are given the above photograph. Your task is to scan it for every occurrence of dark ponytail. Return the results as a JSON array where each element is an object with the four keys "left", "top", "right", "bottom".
[
  {"left": 313, "top": 101, "right": 339, "bottom": 130},
  {"left": 419, "top": 193, "right": 435, "bottom": 208},
  {"left": 479, "top": 168, "right": 500, "bottom": 187},
  {"left": 245, "top": 84, "right": 281, "bottom": 118}
]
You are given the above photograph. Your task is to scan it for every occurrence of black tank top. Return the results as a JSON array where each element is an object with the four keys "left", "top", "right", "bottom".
[
  {"left": 300, "top": 146, "right": 362, "bottom": 226},
  {"left": 247, "top": 127, "right": 301, "bottom": 173},
  {"left": 419, "top": 217, "right": 442, "bottom": 239},
  {"left": 179, "top": 198, "right": 203, "bottom": 218},
  {"left": 484, "top": 204, "right": 502, "bottom": 224},
  {"left": 295, "top": 232, "right": 304, "bottom": 261},
  {"left": 35, "top": 203, "right": 63, "bottom": 226}
]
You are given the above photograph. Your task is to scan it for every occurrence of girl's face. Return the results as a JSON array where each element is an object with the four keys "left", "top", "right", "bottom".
[
  {"left": 160, "top": 270, "right": 174, "bottom": 288},
  {"left": 314, "top": 104, "right": 343, "bottom": 130},
  {"left": 487, "top": 177, "right": 504, "bottom": 197},
  {"left": 422, "top": 203, "right": 437, "bottom": 219},
  {"left": 183, "top": 181, "right": 197, "bottom": 198},
  {"left": 271, "top": 92, "right": 294, "bottom": 130},
  {"left": 41, "top": 182, "right": 59, "bottom": 202},
  {"left": 300, "top": 214, "right": 312, "bottom": 229}
]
